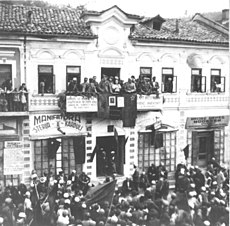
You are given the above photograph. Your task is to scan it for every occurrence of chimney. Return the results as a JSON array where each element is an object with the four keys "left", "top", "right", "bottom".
[
  {"left": 222, "top": 9, "right": 229, "bottom": 21},
  {"left": 175, "top": 19, "right": 179, "bottom": 33},
  {"left": 27, "top": 10, "right": 33, "bottom": 24}
]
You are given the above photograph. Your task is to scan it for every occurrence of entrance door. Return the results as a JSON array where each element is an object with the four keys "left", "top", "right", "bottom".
[
  {"left": 101, "top": 68, "right": 120, "bottom": 80},
  {"left": 192, "top": 131, "right": 214, "bottom": 167},
  {"left": 96, "top": 136, "right": 124, "bottom": 177}
]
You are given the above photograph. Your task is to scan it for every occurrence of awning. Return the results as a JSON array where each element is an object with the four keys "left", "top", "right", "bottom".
[{"left": 145, "top": 123, "right": 178, "bottom": 133}]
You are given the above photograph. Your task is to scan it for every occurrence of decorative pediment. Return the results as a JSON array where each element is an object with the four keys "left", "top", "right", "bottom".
[
  {"left": 98, "top": 47, "right": 124, "bottom": 58},
  {"left": 187, "top": 53, "right": 205, "bottom": 68}
]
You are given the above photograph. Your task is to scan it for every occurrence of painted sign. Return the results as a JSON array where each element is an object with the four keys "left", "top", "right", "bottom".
[
  {"left": 186, "top": 115, "right": 229, "bottom": 129},
  {"left": 137, "top": 95, "right": 163, "bottom": 111},
  {"left": 66, "top": 96, "right": 98, "bottom": 112},
  {"left": 30, "top": 113, "right": 86, "bottom": 139},
  {"left": 4, "top": 141, "right": 24, "bottom": 175}
]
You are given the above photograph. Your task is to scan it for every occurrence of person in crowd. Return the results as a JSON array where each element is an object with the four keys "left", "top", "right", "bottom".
[
  {"left": 165, "top": 77, "right": 173, "bottom": 93},
  {"left": 19, "top": 83, "right": 28, "bottom": 111},
  {"left": 12, "top": 88, "right": 20, "bottom": 111},
  {"left": 88, "top": 78, "right": 98, "bottom": 94},
  {"left": 98, "top": 74, "right": 110, "bottom": 93},
  {"left": 123, "top": 78, "right": 136, "bottom": 93},
  {"left": 80, "top": 77, "right": 90, "bottom": 93},
  {"left": 67, "top": 77, "right": 80, "bottom": 94},
  {"left": 151, "top": 76, "right": 160, "bottom": 97},
  {"left": 132, "top": 165, "right": 140, "bottom": 191},
  {"left": 112, "top": 76, "right": 121, "bottom": 94}
]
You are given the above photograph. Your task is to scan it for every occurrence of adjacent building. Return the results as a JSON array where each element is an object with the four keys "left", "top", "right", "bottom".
[{"left": 0, "top": 3, "right": 229, "bottom": 186}]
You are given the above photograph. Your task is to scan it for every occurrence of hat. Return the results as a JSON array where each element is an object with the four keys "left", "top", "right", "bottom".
[
  {"left": 203, "top": 220, "right": 210, "bottom": 226},
  {"left": 72, "top": 170, "right": 76, "bottom": 174},
  {"left": 73, "top": 77, "right": 77, "bottom": 81},
  {"left": 82, "top": 203, "right": 87, "bottom": 208},
  {"left": 201, "top": 186, "right": 206, "bottom": 192},
  {"left": 151, "top": 180, "right": 156, "bottom": 185},
  {"left": 59, "top": 179, "right": 64, "bottom": 184},
  {"left": 66, "top": 180, "right": 72, "bottom": 186},
  {"left": 40, "top": 177, "right": 46, "bottom": 183},
  {"left": 63, "top": 193, "right": 69, "bottom": 199},
  {"left": 31, "top": 174, "right": 38, "bottom": 179},
  {"left": 74, "top": 197, "right": 80, "bottom": 203},
  {"left": 18, "top": 212, "right": 26, "bottom": 218},
  {"left": 5, "top": 197, "right": 12, "bottom": 204},
  {"left": 190, "top": 183, "right": 195, "bottom": 188},
  {"left": 64, "top": 199, "right": 70, "bottom": 204},
  {"left": 25, "top": 191, "right": 30, "bottom": 197}
]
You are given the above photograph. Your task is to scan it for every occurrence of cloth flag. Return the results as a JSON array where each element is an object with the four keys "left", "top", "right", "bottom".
[
  {"left": 122, "top": 93, "right": 137, "bottom": 127},
  {"left": 73, "top": 136, "right": 85, "bottom": 164},
  {"left": 85, "top": 179, "right": 117, "bottom": 206},
  {"left": 97, "top": 93, "right": 110, "bottom": 119},
  {"left": 183, "top": 145, "right": 189, "bottom": 160}
]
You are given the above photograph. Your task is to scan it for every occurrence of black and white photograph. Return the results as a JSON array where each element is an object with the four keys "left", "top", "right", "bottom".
[{"left": 0, "top": 0, "right": 229, "bottom": 225}]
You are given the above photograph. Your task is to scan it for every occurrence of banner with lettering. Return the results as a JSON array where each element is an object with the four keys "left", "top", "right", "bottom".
[
  {"left": 4, "top": 141, "right": 24, "bottom": 175},
  {"left": 30, "top": 113, "right": 86, "bottom": 139}
]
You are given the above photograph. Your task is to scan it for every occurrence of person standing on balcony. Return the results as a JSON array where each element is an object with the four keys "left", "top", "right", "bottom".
[
  {"left": 151, "top": 76, "right": 160, "bottom": 98},
  {"left": 112, "top": 76, "right": 121, "bottom": 94},
  {"left": 80, "top": 77, "right": 90, "bottom": 93},
  {"left": 12, "top": 88, "right": 20, "bottom": 111},
  {"left": 165, "top": 77, "right": 173, "bottom": 93},
  {"left": 67, "top": 77, "right": 80, "bottom": 94},
  {"left": 123, "top": 78, "right": 136, "bottom": 93},
  {"left": 40, "top": 79, "right": 45, "bottom": 96},
  {"left": 19, "top": 83, "right": 28, "bottom": 111},
  {"left": 2, "top": 79, "right": 13, "bottom": 111}
]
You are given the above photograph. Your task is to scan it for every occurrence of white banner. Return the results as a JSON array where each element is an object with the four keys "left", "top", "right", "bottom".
[
  {"left": 66, "top": 96, "right": 98, "bottom": 112},
  {"left": 4, "top": 141, "right": 24, "bottom": 175},
  {"left": 137, "top": 95, "right": 163, "bottom": 111}
]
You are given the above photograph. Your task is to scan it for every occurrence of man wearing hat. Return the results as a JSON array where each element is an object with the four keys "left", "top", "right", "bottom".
[{"left": 67, "top": 77, "right": 80, "bottom": 94}]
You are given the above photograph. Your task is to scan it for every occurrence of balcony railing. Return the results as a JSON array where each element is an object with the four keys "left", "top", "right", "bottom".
[{"left": 0, "top": 92, "right": 28, "bottom": 113}]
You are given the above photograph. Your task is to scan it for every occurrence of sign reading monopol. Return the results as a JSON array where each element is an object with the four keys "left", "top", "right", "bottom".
[{"left": 30, "top": 113, "right": 86, "bottom": 139}]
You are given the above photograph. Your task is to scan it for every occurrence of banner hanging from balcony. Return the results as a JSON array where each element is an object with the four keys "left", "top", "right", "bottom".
[
  {"left": 29, "top": 113, "right": 87, "bottom": 139},
  {"left": 137, "top": 95, "right": 163, "bottom": 111},
  {"left": 66, "top": 95, "right": 98, "bottom": 112}
]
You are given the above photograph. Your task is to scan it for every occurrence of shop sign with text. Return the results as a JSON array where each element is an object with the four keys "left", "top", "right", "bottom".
[
  {"left": 186, "top": 115, "right": 229, "bottom": 129},
  {"left": 30, "top": 113, "right": 85, "bottom": 138}
]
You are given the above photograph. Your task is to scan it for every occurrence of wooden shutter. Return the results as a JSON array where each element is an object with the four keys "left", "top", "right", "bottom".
[
  {"left": 192, "top": 131, "right": 198, "bottom": 165},
  {"left": 172, "top": 76, "right": 177, "bottom": 93},
  {"left": 201, "top": 76, "right": 206, "bottom": 93},
  {"left": 221, "top": 76, "right": 225, "bottom": 92}
]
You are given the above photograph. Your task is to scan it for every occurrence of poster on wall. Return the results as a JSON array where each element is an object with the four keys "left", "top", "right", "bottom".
[{"left": 4, "top": 141, "right": 24, "bottom": 175}]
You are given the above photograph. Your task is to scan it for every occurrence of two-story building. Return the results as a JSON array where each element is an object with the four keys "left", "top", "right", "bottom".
[{"left": 0, "top": 3, "right": 229, "bottom": 186}]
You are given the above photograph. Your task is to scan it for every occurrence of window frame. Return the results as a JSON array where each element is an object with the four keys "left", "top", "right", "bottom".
[
  {"left": 140, "top": 67, "right": 152, "bottom": 80},
  {"left": 66, "top": 66, "right": 81, "bottom": 90},
  {"left": 210, "top": 69, "right": 225, "bottom": 93},
  {"left": 38, "top": 65, "right": 55, "bottom": 94},
  {"left": 191, "top": 68, "right": 206, "bottom": 93},
  {"left": 161, "top": 67, "right": 177, "bottom": 93}
]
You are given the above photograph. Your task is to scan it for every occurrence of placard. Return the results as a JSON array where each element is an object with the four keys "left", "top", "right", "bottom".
[
  {"left": 137, "top": 95, "right": 163, "bottom": 111},
  {"left": 117, "top": 97, "right": 124, "bottom": 107},
  {"left": 4, "top": 141, "right": 24, "bottom": 175},
  {"left": 66, "top": 96, "right": 98, "bottom": 112}
]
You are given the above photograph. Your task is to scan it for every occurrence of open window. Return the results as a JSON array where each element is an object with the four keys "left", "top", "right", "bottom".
[
  {"left": 140, "top": 67, "right": 152, "bottom": 80},
  {"left": 210, "top": 69, "right": 225, "bottom": 93},
  {"left": 38, "top": 65, "right": 55, "bottom": 94},
  {"left": 191, "top": 68, "right": 206, "bottom": 93},
  {"left": 162, "top": 68, "right": 177, "bottom": 93},
  {"left": 0, "top": 64, "right": 12, "bottom": 89},
  {"left": 66, "top": 66, "right": 81, "bottom": 90}
]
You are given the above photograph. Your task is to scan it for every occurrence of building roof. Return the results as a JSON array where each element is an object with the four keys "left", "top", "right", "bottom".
[
  {"left": 0, "top": 3, "right": 96, "bottom": 38},
  {"left": 129, "top": 17, "right": 229, "bottom": 45},
  {"left": 0, "top": 2, "right": 228, "bottom": 45}
]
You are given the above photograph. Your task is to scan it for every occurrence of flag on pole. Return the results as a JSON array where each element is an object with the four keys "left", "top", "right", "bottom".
[
  {"left": 89, "top": 144, "right": 99, "bottom": 162},
  {"left": 85, "top": 179, "right": 117, "bottom": 206}
]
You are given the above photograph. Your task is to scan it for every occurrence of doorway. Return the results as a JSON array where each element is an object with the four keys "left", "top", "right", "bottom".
[
  {"left": 192, "top": 131, "right": 214, "bottom": 167},
  {"left": 96, "top": 136, "right": 124, "bottom": 177},
  {"left": 101, "top": 68, "right": 120, "bottom": 80}
]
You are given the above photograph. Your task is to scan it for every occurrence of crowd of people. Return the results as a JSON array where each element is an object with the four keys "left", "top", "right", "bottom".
[
  {"left": 66, "top": 75, "right": 160, "bottom": 97},
  {"left": 0, "top": 158, "right": 229, "bottom": 226},
  {"left": 0, "top": 79, "right": 28, "bottom": 112}
]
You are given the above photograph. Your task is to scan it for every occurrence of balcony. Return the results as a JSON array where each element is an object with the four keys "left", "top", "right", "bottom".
[{"left": 0, "top": 92, "right": 29, "bottom": 116}]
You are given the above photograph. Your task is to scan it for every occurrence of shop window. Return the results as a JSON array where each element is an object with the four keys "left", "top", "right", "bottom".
[
  {"left": 38, "top": 65, "right": 55, "bottom": 94},
  {"left": 0, "top": 64, "right": 12, "bottom": 89},
  {"left": 66, "top": 66, "right": 81, "bottom": 90},
  {"left": 140, "top": 67, "right": 152, "bottom": 80},
  {"left": 34, "top": 138, "right": 83, "bottom": 177},
  {"left": 138, "top": 131, "right": 176, "bottom": 173},
  {"left": 162, "top": 68, "right": 177, "bottom": 93},
  {"left": 191, "top": 68, "right": 206, "bottom": 93},
  {"left": 210, "top": 69, "right": 225, "bottom": 93}
]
